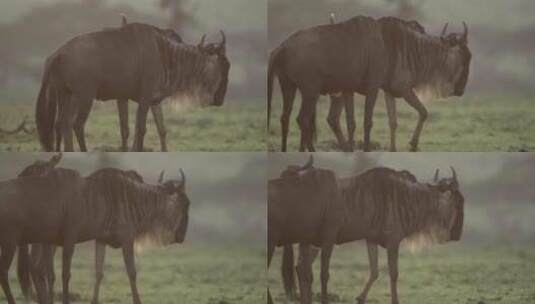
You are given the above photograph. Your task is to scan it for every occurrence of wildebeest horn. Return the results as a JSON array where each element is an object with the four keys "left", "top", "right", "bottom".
[
  {"left": 329, "top": 13, "right": 336, "bottom": 25},
  {"left": 440, "top": 22, "right": 448, "bottom": 37},
  {"left": 49, "top": 152, "right": 62, "bottom": 166},
  {"left": 179, "top": 169, "right": 186, "bottom": 187},
  {"left": 158, "top": 170, "right": 165, "bottom": 183},
  {"left": 219, "top": 30, "right": 226, "bottom": 48},
  {"left": 462, "top": 21, "right": 468, "bottom": 42},
  {"left": 301, "top": 155, "right": 313, "bottom": 170},
  {"left": 450, "top": 166, "right": 458, "bottom": 184},
  {"left": 198, "top": 34, "right": 206, "bottom": 47},
  {"left": 433, "top": 168, "right": 439, "bottom": 182},
  {"left": 121, "top": 13, "right": 127, "bottom": 26}
]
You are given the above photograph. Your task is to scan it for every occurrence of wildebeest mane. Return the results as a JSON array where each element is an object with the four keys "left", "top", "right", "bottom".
[
  {"left": 341, "top": 167, "right": 442, "bottom": 242},
  {"left": 85, "top": 169, "right": 179, "bottom": 247},
  {"left": 379, "top": 17, "right": 450, "bottom": 95}
]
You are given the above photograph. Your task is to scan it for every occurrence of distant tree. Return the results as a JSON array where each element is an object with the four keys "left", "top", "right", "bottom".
[
  {"left": 159, "top": 0, "right": 198, "bottom": 31},
  {"left": 384, "top": 0, "right": 426, "bottom": 20}
]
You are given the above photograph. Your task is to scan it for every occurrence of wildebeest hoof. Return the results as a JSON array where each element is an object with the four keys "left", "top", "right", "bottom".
[
  {"left": 409, "top": 145, "right": 419, "bottom": 152},
  {"left": 355, "top": 296, "right": 366, "bottom": 304}
]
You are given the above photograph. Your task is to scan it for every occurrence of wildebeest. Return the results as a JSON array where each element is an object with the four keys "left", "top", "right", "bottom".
[
  {"left": 0, "top": 166, "right": 190, "bottom": 304},
  {"left": 36, "top": 20, "right": 230, "bottom": 152},
  {"left": 284, "top": 167, "right": 464, "bottom": 304},
  {"left": 268, "top": 15, "right": 471, "bottom": 152},
  {"left": 268, "top": 156, "right": 345, "bottom": 304}
]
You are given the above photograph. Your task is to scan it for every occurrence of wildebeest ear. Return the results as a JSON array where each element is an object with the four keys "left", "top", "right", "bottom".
[
  {"left": 49, "top": 152, "right": 62, "bottom": 167},
  {"left": 158, "top": 170, "right": 165, "bottom": 184}
]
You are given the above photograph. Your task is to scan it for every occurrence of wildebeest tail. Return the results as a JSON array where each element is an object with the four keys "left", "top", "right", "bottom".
[
  {"left": 35, "top": 55, "right": 61, "bottom": 152},
  {"left": 281, "top": 244, "right": 296, "bottom": 297},
  {"left": 267, "top": 47, "right": 283, "bottom": 129},
  {"left": 17, "top": 245, "right": 31, "bottom": 299}
]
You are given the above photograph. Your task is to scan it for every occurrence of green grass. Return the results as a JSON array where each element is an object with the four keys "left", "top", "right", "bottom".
[
  {"left": 2, "top": 243, "right": 265, "bottom": 304},
  {"left": 268, "top": 94, "right": 535, "bottom": 152},
  {"left": 269, "top": 243, "right": 535, "bottom": 304},
  {"left": 0, "top": 101, "right": 266, "bottom": 152}
]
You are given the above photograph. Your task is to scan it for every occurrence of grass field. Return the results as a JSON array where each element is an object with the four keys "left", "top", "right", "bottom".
[
  {"left": 1, "top": 243, "right": 265, "bottom": 304},
  {"left": 268, "top": 94, "right": 535, "bottom": 152},
  {"left": 268, "top": 243, "right": 535, "bottom": 304},
  {"left": 0, "top": 100, "right": 266, "bottom": 152}
]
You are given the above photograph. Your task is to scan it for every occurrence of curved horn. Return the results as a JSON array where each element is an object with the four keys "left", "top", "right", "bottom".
[
  {"left": 198, "top": 33, "right": 206, "bottom": 47},
  {"left": 329, "top": 13, "right": 336, "bottom": 25},
  {"left": 179, "top": 169, "right": 186, "bottom": 188},
  {"left": 440, "top": 22, "right": 449, "bottom": 37},
  {"left": 158, "top": 170, "right": 165, "bottom": 184},
  {"left": 50, "top": 152, "right": 62, "bottom": 166},
  {"left": 462, "top": 21, "right": 468, "bottom": 42},
  {"left": 121, "top": 13, "right": 127, "bottom": 26},
  {"left": 450, "top": 166, "right": 458, "bottom": 183},
  {"left": 219, "top": 30, "right": 226, "bottom": 47},
  {"left": 301, "top": 155, "right": 314, "bottom": 170},
  {"left": 433, "top": 168, "right": 440, "bottom": 182}
]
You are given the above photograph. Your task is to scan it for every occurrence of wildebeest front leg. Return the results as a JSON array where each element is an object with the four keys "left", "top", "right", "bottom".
[
  {"left": 267, "top": 239, "right": 275, "bottom": 304},
  {"left": 363, "top": 89, "right": 379, "bottom": 152},
  {"left": 320, "top": 244, "right": 334, "bottom": 304},
  {"left": 117, "top": 99, "right": 129, "bottom": 152},
  {"left": 384, "top": 93, "right": 398, "bottom": 152},
  {"left": 387, "top": 244, "right": 400, "bottom": 304},
  {"left": 404, "top": 91, "right": 428, "bottom": 152},
  {"left": 132, "top": 103, "right": 150, "bottom": 152},
  {"left": 356, "top": 241, "right": 379, "bottom": 304},
  {"left": 91, "top": 242, "right": 106, "bottom": 304},
  {"left": 327, "top": 95, "right": 347, "bottom": 150},
  {"left": 296, "top": 243, "right": 313, "bottom": 304},
  {"left": 61, "top": 242, "right": 75, "bottom": 304},
  {"left": 151, "top": 104, "right": 167, "bottom": 152},
  {"left": 0, "top": 242, "right": 17, "bottom": 304},
  {"left": 122, "top": 241, "right": 142, "bottom": 304}
]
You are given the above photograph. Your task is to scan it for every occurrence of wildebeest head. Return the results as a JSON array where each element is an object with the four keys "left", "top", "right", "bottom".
[
  {"left": 158, "top": 169, "right": 190, "bottom": 243},
  {"left": 432, "top": 167, "right": 464, "bottom": 242},
  {"left": 18, "top": 153, "right": 62, "bottom": 177},
  {"left": 438, "top": 22, "right": 472, "bottom": 96},
  {"left": 196, "top": 31, "right": 230, "bottom": 107}
]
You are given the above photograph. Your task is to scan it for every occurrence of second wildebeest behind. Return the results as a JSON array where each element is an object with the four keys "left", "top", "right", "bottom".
[
  {"left": 36, "top": 21, "right": 230, "bottom": 152},
  {"left": 268, "top": 156, "right": 345, "bottom": 304},
  {"left": 286, "top": 167, "right": 464, "bottom": 304},
  {"left": 268, "top": 15, "right": 471, "bottom": 152},
  {"left": 0, "top": 167, "right": 190, "bottom": 304}
]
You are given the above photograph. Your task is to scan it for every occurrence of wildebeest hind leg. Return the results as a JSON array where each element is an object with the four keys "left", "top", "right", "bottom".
[
  {"left": 281, "top": 245, "right": 296, "bottom": 300},
  {"left": 132, "top": 103, "right": 150, "bottom": 152},
  {"left": 122, "top": 241, "right": 142, "bottom": 304},
  {"left": 362, "top": 89, "right": 378, "bottom": 152},
  {"left": 279, "top": 79, "right": 296, "bottom": 152},
  {"left": 387, "top": 244, "right": 400, "bottom": 304},
  {"left": 151, "top": 104, "right": 167, "bottom": 152},
  {"left": 384, "top": 93, "right": 398, "bottom": 152},
  {"left": 61, "top": 242, "right": 75, "bottom": 304},
  {"left": 117, "top": 99, "right": 129, "bottom": 152},
  {"left": 58, "top": 95, "right": 81, "bottom": 152},
  {"left": 327, "top": 96, "right": 346, "bottom": 150},
  {"left": 404, "top": 91, "right": 428, "bottom": 152},
  {"left": 91, "top": 242, "right": 106, "bottom": 304},
  {"left": 0, "top": 242, "right": 17, "bottom": 304},
  {"left": 297, "top": 92, "right": 319, "bottom": 152},
  {"left": 356, "top": 241, "right": 378, "bottom": 304},
  {"left": 73, "top": 99, "right": 93, "bottom": 152},
  {"left": 267, "top": 240, "right": 275, "bottom": 304},
  {"left": 320, "top": 244, "right": 334, "bottom": 304},
  {"left": 343, "top": 93, "right": 356, "bottom": 151}
]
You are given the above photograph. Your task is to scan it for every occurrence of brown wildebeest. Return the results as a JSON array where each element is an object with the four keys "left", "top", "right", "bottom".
[
  {"left": 36, "top": 20, "right": 230, "bottom": 152},
  {"left": 268, "top": 15, "right": 471, "bottom": 152},
  {"left": 0, "top": 167, "right": 190, "bottom": 304},
  {"left": 268, "top": 155, "right": 345, "bottom": 304},
  {"left": 285, "top": 167, "right": 464, "bottom": 304}
]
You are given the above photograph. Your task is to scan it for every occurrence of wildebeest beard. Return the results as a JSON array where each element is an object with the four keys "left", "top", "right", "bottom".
[
  {"left": 380, "top": 17, "right": 464, "bottom": 100},
  {"left": 85, "top": 170, "right": 184, "bottom": 253},
  {"left": 156, "top": 34, "right": 227, "bottom": 108},
  {"left": 339, "top": 167, "right": 457, "bottom": 249}
]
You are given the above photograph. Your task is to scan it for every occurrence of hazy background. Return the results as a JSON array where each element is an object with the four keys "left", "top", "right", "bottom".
[
  {"left": 0, "top": 0, "right": 266, "bottom": 103},
  {"left": 269, "top": 0, "right": 535, "bottom": 95},
  {"left": 269, "top": 152, "right": 535, "bottom": 244},
  {"left": 0, "top": 152, "right": 266, "bottom": 245}
]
